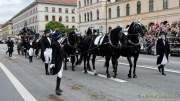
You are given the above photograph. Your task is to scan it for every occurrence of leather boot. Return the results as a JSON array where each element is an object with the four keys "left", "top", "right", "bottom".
[
  {"left": 161, "top": 65, "right": 166, "bottom": 76},
  {"left": 158, "top": 65, "right": 162, "bottom": 73},
  {"left": 45, "top": 63, "right": 49, "bottom": 75},
  {"left": 56, "top": 77, "right": 63, "bottom": 95}
]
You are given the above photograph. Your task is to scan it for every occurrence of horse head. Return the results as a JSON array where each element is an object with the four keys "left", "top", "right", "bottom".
[
  {"left": 128, "top": 21, "right": 146, "bottom": 37},
  {"left": 127, "top": 21, "right": 147, "bottom": 44},
  {"left": 110, "top": 26, "right": 125, "bottom": 46},
  {"left": 86, "top": 28, "right": 93, "bottom": 36}
]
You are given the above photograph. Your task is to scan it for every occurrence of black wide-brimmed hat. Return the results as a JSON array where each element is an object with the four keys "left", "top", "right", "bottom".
[
  {"left": 44, "top": 29, "right": 51, "bottom": 34},
  {"left": 52, "top": 31, "right": 63, "bottom": 41}
]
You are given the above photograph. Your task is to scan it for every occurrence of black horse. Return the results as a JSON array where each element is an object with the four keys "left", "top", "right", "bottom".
[
  {"left": 78, "top": 27, "right": 124, "bottom": 78},
  {"left": 61, "top": 31, "right": 82, "bottom": 71},
  {"left": 115, "top": 21, "right": 146, "bottom": 78}
]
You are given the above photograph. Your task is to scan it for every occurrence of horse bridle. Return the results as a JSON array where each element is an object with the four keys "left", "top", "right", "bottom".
[{"left": 127, "top": 32, "right": 141, "bottom": 46}]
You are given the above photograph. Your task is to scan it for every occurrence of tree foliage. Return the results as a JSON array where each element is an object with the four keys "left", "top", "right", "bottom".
[{"left": 45, "top": 21, "right": 76, "bottom": 33}]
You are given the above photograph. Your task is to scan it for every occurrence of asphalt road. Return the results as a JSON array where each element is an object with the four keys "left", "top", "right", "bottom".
[{"left": 0, "top": 44, "right": 180, "bottom": 101}]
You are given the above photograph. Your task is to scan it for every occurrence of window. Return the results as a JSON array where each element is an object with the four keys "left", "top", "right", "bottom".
[
  {"left": 72, "top": 9, "right": 75, "bottom": 14},
  {"left": 97, "top": 9, "right": 99, "bottom": 20},
  {"left": 72, "top": 16, "right": 75, "bottom": 22},
  {"left": 126, "top": 4, "right": 130, "bottom": 16},
  {"left": 149, "top": 0, "right": 154, "bottom": 12},
  {"left": 87, "top": 0, "right": 89, "bottom": 5},
  {"left": 35, "top": 16, "right": 37, "bottom": 22},
  {"left": 52, "top": 7, "right": 55, "bottom": 12},
  {"left": 90, "top": 0, "right": 92, "bottom": 4},
  {"left": 108, "top": 8, "right": 111, "bottom": 19},
  {"left": 87, "top": 12, "right": 90, "bottom": 22},
  {"left": 65, "top": 8, "right": 68, "bottom": 13},
  {"left": 66, "top": 16, "right": 69, "bottom": 22},
  {"left": 59, "top": 16, "right": 62, "bottom": 22},
  {"left": 45, "top": 15, "right": 49, "bottom": 21},
  {"left": 90, "top": 11, "right": 93, "bottom": 21},
  {"left": 84, "top": 0, "right": 86, "bottom": 6},
  {"left": 79, "top": 14, "right": 81, "bottom": 23},
  {"left": 45, "top": 7, "right": 48, "bottom": 12},
  {"left": 117, "top": 6, "right": 120, "bottom": 17},
  {"left": 163, "top": 0, "right": 168, "bottom": 9},
  {"left": 52, "top": 16, "right": 55, "bottom": 21},
  {"left": 59, "top": 8, "right": 62, "bottom": 13},
  {"left": 137, "top": 1, "right": 141, "bottom": 14},
  {"left": 79, "top": 1, "right": 81, "bottom": 7},
  {"left": 84, "top": 13, "right": 86, "bottom": 22},
  {"left": 97, "top": 0, "right": 99, "bottom": 3}
]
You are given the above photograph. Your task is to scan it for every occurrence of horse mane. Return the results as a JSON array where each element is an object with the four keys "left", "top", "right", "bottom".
[
  {"left": 128, "top": 22, "right": 136, "bottom": 34},
  {"left": 110, "top": 26, "right": 123, "bottom": 45},
  {"left": 86, "top": 28, "right": 92, "bottom": 36}
]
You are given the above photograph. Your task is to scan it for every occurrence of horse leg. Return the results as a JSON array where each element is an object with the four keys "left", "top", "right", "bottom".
[
  {"left": 112, "top": 56, "right": 118, "bottom": 78},
  {"left": 92, "top": 54, "right": 97, "bottom": 76},
  {"left": 133, "top": 54, "right": 139, "bottom": 78},
  {"left": 75, "top": 54, "right": 79, "bottom": 65},
  {"left": 84, "top": 53, "right": 88, "bottom": 74},
  {"left": 64, "top": 55, "right": 68, "bottom": 70},
  {"left": 71, "top": 56, "right": 75, "bottom": 71},
  {"left": 87, "top": 54, "right": 92, "bottom": 71},
  {"left": 127, "top": 57, "right": 133, "bottom": 78},
  {"left": 105, "top": 56, "right": 111, "bottom": 78}
]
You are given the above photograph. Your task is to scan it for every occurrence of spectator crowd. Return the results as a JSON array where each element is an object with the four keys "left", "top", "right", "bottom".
[{"left": 141, "top": 21, "right": 180, "bottom": 55}]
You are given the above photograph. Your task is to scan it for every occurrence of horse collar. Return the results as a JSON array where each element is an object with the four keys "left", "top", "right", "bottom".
[{"left": 128, "top": 40, "right": 140, "bottom": 46}]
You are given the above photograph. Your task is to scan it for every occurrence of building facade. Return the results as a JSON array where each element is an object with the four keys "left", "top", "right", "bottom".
[
  {"left": 1, "top": 21, "right": 13, "bottom": 39},
  {"left": 78, "top": 0, "right": 180, "bottom": 34},
  {"left": 0, "top": 24, "right": 2, "bottom": 39},
  {"left": 12, "top": 0, "right": 77, "bottom": 35}
]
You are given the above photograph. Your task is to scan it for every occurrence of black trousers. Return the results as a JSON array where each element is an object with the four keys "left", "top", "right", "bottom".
[{"left": 29, "top": 56, "right": 33, "bottom": 62}]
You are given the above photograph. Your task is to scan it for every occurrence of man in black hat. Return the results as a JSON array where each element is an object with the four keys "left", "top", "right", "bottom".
[
  {"left": 41, "top": 29, "right": 52, "bottom": 75},
  {"left": 50, "top": 31, "right": 64, "bottom": 95},
  {"left": 6, "top": 37, "right": 14, "bottom": 57},
  {"left": 156, "top": 34, "right": 170, "bottom": 76}
]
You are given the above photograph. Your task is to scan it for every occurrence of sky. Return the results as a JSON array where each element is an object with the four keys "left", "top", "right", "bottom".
[{"left": 0, "top": 0, "right": 34, "bottom": 24}]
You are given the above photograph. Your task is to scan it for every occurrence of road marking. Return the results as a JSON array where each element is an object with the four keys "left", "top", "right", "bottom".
[
  {"left": 97, "top": 60, "right": 180, "bottom": 74},
  {"left": 0, "top": 62, "right": 37, "bottom": 101},
  {"left": 83, "top": 71, "right": 127, "bottom": 83}
]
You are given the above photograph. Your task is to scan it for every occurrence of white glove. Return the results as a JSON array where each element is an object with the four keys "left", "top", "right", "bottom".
[{"left": 50, "top": 64, "right": 55, "bottom": 68}]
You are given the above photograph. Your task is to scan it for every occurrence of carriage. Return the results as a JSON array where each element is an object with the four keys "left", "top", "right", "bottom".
[{"left": 17, "top": 27, "right": 39, "bottom": 56}]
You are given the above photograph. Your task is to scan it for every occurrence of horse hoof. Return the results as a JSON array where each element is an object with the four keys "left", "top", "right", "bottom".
[
  {"left": 84, "top": 71, "right": 88, "bottom": 74},
  {"left": 128, "top": 74, "right": 132, "bottom": 78},
  {"left": 88, "top": 69, "right": 92, "bottom": 71},
  {"left": 113, "top": 75, "right": 117, "bottom": 78},
  {"left": 107, "top": 74, "right": 111, "bottom": 78},
  {"left": 133, "top": 75, "right": 137, "bottom": 78},
  {"left": 72, "top": 68, "right": 75, "bottom": 72},
  {"left": 64, "top": 68, "right": 68, "bottom": 70},
  {"left": 94, "top": 73, "right": 98, "bottom": 76}
]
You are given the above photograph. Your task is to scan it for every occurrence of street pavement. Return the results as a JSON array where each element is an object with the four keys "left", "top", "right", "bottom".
[{"left": 0, "top": 44, "right": 180, "bottom": 101}]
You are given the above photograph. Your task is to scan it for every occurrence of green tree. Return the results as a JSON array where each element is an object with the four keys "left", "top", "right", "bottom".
[
  {"left": 45, "top": 21, "right": 76, "bottom": 33},
  {"left": 45, "top": 21, "right": 66, "bottom": 32}
]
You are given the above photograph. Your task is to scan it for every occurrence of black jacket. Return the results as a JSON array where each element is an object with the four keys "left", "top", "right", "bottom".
[
  {"left": 50, "top": 41, "right": 64, "bottom": 75},
  {"left": 7, "top": 40, "right": 14, "bottom": 52},
  {"left": 7, "top": 40, "right": 14, "bottom": 48},
  {"left": 156, "top": 38, "right": 170, "bottom": 65},
  {"left": 41, "top": 36, "right": 52, "bottom": 52}
]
